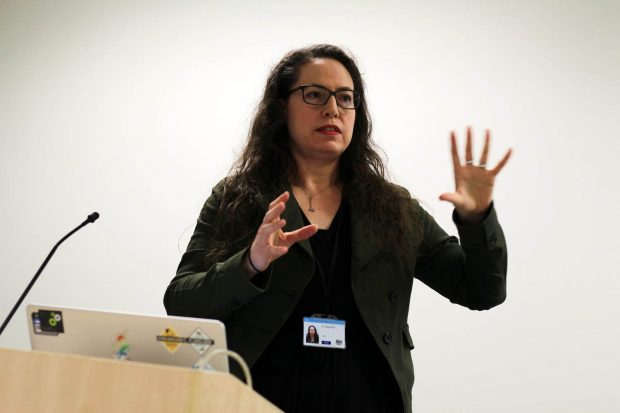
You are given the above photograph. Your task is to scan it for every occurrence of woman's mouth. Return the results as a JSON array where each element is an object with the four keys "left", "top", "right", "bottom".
[{"left": 316, "top": 125, "right": 342, "bottom": 136}]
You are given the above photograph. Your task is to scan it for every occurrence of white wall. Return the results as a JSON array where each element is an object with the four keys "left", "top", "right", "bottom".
[{"left": 1, "top": 0, "right": 618, "bottom": 411}]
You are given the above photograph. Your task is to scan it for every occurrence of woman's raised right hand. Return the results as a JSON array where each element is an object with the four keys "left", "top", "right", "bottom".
[{"left": 246, "top": 191, "right": 318, "bottom": 276}]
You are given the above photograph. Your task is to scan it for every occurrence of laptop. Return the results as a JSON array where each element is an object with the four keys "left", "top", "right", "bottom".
[{"left": 26, "top": 304, "right": 229, "bottom": 372}]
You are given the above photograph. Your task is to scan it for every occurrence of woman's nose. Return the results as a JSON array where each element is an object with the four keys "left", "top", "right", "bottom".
[{"left": 321, "top": 95, "right": 340, "bottom": 117}]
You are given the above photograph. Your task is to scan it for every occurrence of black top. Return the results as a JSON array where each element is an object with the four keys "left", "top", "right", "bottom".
[{"left": 252, "top": 203, "right": 403, "bottom": 413}]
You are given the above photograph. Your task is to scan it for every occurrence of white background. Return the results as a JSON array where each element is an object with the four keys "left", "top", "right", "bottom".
[{"left": 1, "top": 1, "right": 618, "bottom": 411}]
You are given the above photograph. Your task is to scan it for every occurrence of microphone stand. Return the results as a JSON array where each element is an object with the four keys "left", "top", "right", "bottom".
[{"left": 0, "top": 212, "right": 99, "bottom": 336}]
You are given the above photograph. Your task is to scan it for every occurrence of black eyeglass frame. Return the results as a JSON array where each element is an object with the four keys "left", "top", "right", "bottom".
[{"left": 287, "top": 84, "right": 360, "bottom": 110}]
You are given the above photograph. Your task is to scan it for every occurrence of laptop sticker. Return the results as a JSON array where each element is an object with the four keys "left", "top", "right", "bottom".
[
  {"left": 192, "top": 360, "right": 217, "bottom": 371},
  {"left": 113, "top": 332, "right": 131, "bottom": 360},
  {"left": 31, "top": 310, "right": 64, "bottom": 336},
  {"left": 188, "top": 328, "right": 213, "bottom": 355},
  {"left": 156, "top": 326, "right": 182, "bottom": 353}
]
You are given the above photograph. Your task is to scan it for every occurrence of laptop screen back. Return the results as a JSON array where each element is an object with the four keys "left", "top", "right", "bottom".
[{"left": 26, "top": 304, "right": 229, "bottom": 372}]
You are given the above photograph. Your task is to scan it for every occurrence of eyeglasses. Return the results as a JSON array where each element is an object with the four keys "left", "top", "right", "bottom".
[{"left": 288, "top": 84, "right": 360, "bottom": 110}]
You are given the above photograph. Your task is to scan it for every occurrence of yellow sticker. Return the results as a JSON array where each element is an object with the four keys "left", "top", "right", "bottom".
[{"left": 157, "top": 326, "right": 182, "bottom": 353}]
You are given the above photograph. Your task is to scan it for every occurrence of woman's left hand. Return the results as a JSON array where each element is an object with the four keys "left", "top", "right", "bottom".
[{"left": 439, "top": 127, "right": 512, "bottom": 223}]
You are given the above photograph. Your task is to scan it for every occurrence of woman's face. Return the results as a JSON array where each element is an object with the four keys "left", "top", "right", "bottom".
[
  {"left": 308, "top": 326, "right": 316, "bottom": 336},
  {"left": 286, "top": 58, "right": 356, "bottom": 163}
]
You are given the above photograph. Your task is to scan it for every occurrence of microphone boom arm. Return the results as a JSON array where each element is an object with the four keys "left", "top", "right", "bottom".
[{"left": 0, "top": 212, "right": 99, "bottom": 336}]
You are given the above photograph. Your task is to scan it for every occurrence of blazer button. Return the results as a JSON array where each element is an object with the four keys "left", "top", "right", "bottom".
[
  {"left": 489, "top": 233, "right": 498, "bottom": 248},
  {"left": 389, "top": 290, "right": 399, "bottom": 303},
  {"left": 383, "top": 331, "right": 392, "bottom": 345}
]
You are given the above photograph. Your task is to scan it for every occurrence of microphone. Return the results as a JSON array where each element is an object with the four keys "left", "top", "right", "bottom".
[{"left": 0, "top": 212, "right": 100, "bottom": 336}]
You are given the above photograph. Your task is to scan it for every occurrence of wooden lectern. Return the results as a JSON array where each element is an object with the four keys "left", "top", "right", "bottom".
[{"left": 0, "top": 348, "right": 282, "bottom": 413}]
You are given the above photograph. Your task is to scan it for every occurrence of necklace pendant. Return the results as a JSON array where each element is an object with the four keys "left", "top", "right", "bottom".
[{"left": 308, "top": 207, "right": 316, "bottom": 212}]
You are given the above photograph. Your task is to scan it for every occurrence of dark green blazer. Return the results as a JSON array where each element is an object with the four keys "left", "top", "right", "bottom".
[{"left": 164, "top": 181, "right": 507, "bottom": 413}]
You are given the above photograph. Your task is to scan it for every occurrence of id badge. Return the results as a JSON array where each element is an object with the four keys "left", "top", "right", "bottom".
[{"left": 302, "top": 317, "right": 346, "bottom": 349}]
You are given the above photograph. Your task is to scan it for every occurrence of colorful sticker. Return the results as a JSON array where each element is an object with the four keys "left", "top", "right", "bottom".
[
  {"left": 156, "top": 326, "right": 183, "bottom": 353},
  {"left": 31, "top": 310, "right": 64, "bottom": 335},
  {"left": 156, "top": 326, "right": 216, "bottom": 354},
  {"left": 113, "top": 332, "right": 131, "bottom": 360}
]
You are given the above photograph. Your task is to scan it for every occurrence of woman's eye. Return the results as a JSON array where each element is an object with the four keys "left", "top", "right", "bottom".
[
  {"left": 337, "top": 93, "right": 354, "bottom": 105},
  {"left": 306, "top": 90, "right": 326, "bottom": 100}
]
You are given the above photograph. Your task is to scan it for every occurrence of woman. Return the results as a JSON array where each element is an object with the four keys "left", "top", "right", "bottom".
[
  {"left": 164, "top": 44, "right": 511, "bottom": 413},
  {"left": 305, "top": 325, "right": 319, "bottom": 344}
]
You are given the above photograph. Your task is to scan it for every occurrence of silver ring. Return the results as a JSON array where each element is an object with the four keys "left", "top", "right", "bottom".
[
  {"left": 465, "top": 160, "right": 474, "bottom": 165},
  {"left": 479, "top": 163, "right": 487, "bottom": 168}
]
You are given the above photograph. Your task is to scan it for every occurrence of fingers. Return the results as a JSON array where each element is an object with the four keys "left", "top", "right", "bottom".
[
  {"left": 491, "top": 148, "right": 513, "bottom": 175},
  {"left": 453, "top": 127, "right": 505, "bottom": 171},
  {"left": 450, "top": 131, "right": 461, "bottom": 170},
  {"left": 285, "top": 224, "right": 319, "bottom": 244},
  {"left": 465, "top": 126, "right": 473, "bottom": 164},
  {"left": 479, "top": 129, "right": 490, "bottom": 167},
  {"left": 268, "top": 191, "right": 289, "bottom": 210},
  {"left": 263, "top": 201, "right": 286, "bottom": 223},
  {"left": 263, "top": 191, "right": 291, "bottom": 226},
  {"left": 258, "top": 218, "right": 286, "bottom": 237}
]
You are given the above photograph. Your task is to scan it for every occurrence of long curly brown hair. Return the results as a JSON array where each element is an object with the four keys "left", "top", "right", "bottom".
[{"left": 206, "top": 44, "right": 421, "bottom": 264}]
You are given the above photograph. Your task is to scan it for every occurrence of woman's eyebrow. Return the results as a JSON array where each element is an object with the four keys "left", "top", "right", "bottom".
[{"left": 303, "top": 83, "right": 355, "bottom": 91}]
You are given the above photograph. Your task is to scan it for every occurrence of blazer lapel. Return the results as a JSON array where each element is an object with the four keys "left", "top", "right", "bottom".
[{"left": 350, "top": 207, "right": 382, "bottom": 277}]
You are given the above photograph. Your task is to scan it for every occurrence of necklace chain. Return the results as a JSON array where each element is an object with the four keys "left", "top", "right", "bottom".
[{"left": 295, "top": 185, "right": 336, "bottom": 212}]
